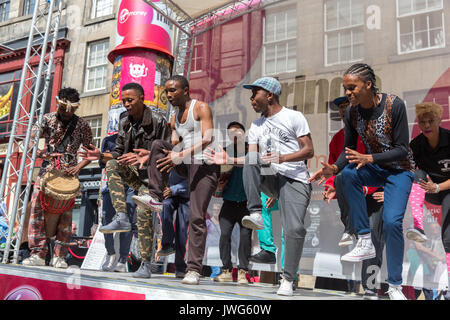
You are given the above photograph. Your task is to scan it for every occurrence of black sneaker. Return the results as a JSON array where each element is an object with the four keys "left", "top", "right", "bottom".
[
  {"left": 249, "top": 249, "right": 276, "bottom": 264},
  {"left": 158, "top": 245, "right": 176, "bottom": 256},
  {"left": 175, "top": 270, "right": 186, "bottom": 279}
]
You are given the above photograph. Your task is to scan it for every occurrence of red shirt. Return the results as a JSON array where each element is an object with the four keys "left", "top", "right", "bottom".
[
  {"left": 328, "top": 128, "right": 366, "bottom": 164},
  {"left": 326, "top": 128, "right": 377, "bottom": 198}
]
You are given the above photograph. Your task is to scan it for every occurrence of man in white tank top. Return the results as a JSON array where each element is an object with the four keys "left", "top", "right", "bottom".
[{"left": 132, "top": 75, "right": 220, "bottom": 285}]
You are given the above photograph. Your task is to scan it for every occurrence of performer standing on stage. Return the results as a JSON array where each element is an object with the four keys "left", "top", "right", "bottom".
[
  {"left": 79, "top": 82, "right": 170, "bottom": 278},
  {"left": 310, "top": 63, "right": 414, "bottom": 300},
  {"left": 207, "top": 77, "right": 314, "bottom": 296},
  {"left": 409, "top": 102, "right": 450, "bottom": 291},
  {"left": 23, "top": 88, "right": 93, "bottom": 268},
  {"left": 131, "top": 75, "right": 220, "bottom": 285}
]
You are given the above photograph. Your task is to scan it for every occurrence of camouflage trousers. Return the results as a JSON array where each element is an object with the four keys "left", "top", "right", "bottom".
[
  {"left": 28, "top": 176, "right": 73, "bottom": 259},
  {"left": 105, "top": 160, "right": 155, "bottom": 262}
]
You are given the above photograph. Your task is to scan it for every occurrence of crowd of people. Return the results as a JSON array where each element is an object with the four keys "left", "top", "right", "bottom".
[{"left": 18, "top": 62, "right": 450, "bottom": 300}]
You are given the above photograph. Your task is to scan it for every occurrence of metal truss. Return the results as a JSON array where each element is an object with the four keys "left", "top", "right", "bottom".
[
  {"left": 144, "top": 0, "right": 287, "bottom": 78},
  {"left": 0, "top": 0, "right": 63, "bottom": 264}
]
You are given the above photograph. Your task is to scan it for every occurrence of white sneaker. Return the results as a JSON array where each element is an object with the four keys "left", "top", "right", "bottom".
[
  {"left": 338, "top": 232, "right": 355, "bottom": 247},
  {"left": 132, "top": 194, "right": 162, "bottom": 213},
  {"left": 114, "top": 262, "right": 128, "bottom": 273},
  {"left": 102, "top": 254, "right": 117, "bottom": 272},
  {"left": 22, "top": 254, "right": 46, "bottom": 266},
  {"left": 277, "top": 277, "right": 293, "bottom": 296},
  {"left": 242, "top": 212, "right": 265, "bottom": 230},
  {"left": 182, "top": 270, "right": 201, "bottom": 285},
  {"left": 341, "top": 236, "right": 376, "bottom": 262},
  {"left": 51, "top": 257, "right": 68, "bottom": 269},
  {"left": 238, "top": 269, "right": 248, "bottom": 285},
  {"left": 386, "top": 285, "right": 407, "bottom": 300},
  {"left": 406, "top": 228, "right": 428, "bottom": 243}
]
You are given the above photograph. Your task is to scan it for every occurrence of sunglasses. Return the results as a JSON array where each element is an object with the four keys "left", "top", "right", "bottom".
[{"left": 56, "top": 96, "right": 80, "bottom": 112}]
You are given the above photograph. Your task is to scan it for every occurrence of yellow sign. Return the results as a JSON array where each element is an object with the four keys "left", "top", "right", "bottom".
[{"left": 0, "top": 85, "right": 13, "bottom": 120}]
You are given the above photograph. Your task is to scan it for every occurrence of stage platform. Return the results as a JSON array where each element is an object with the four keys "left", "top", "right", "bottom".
[{"left": 0, "top": 264, "right": 364, "bottom": 300}]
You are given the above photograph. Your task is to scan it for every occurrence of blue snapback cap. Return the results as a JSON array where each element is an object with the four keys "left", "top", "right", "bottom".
[{"left": 243, "top": 77, "right": 282, "bottom": 96}]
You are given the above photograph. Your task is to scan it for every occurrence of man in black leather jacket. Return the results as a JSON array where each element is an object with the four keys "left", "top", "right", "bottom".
[{"left": 80, "top": 82, "right": 170, "bottom": 277}]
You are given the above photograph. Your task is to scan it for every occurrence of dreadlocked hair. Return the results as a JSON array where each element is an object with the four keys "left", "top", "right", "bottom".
[{"left": 344, "top": 63, "right": 379, "bottom": 96}]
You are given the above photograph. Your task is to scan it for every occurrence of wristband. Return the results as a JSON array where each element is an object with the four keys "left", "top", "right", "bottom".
[
  {"left": 435, "top": 183, "right": 440, "bottom": 193},
  {"left": 99, "top": 152, "right": 104, "bottom": 163}
]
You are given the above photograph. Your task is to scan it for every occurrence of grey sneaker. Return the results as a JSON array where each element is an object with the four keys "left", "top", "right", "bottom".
[
  {"left": 99, "top": 213, "right": 131, "bottom": 234},
  {"left": 241, "top": 212, "right": 264, "bottom": 230},
  {"left": 132, "top": 261, "right": 151, "bottom": 278},
  {"left": 102, "top": 254, "right": 117, "bottom": 271},
  {"left": 22, "top": 254, "right": 46, "bottom": 266},
  {"left": 338, "top": 232, "right": 356, "bottom": 247},
  {"left": 132, "top": 194, "right": 162, "bottom": 213},
  {"left": 114, "top": 262, "right": 128, "bottom": 273}
]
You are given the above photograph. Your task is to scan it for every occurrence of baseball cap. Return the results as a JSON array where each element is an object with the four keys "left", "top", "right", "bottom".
[
  {"left": 333, "top": 96, "right": 349, "bottom": 106},
  {"left": 243, "top": 77, "right": 282, "bottom": 96}
]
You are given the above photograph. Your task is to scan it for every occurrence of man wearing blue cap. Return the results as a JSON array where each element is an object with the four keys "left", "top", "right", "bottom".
[{"left": 206, "top": 76, "right": 314, "bottom": 296}]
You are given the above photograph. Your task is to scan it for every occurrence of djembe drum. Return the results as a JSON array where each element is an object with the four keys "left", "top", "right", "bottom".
[{"left": 39, "top": 169, "right": 80, "bottom": 237}]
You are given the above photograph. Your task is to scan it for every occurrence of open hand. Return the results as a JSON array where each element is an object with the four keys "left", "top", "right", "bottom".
[
  {"left": 419, "top": 175, "right": 439, "bottom": 193},
  {"left": 345, "top": 147, "right": 373, "bottom": 170},
  {"left": 308, "top": 161, "right": 336, "bottom": 185},
  {"left": 156, "top": 149, "right": 182, "bottom": 173},
  {"left": 322, "top": 185, "right": 336, "bottom": 204},
  {"left": 204, "top": 145, "right": 229, "bottom": 165},
  {"left": 78, "top": 144, "right": 100, "bottom": 161},
  {"left": 131, "top": 148, "right": 150, "bottom": 169}
]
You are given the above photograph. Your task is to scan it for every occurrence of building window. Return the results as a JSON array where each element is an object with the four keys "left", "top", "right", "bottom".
[
  {"left": 22, "top": 0, "right": 36, "bottom": 16},
  {"left": 191, "top": 34, "right": 204, "bottom": 73},
  {"left": 0, "top": 0, "right": 9, "bottom": 23},
  {"left": 85, "top": 115, "right": 102, "bottom": 149},
  {"left": 84, "top": 40, "right": 109, "bottom": 92},
  {"left": 397, "top": 0, "right": 445, "bottom": 54},
  {"left": 91, "top": 0, "right": 113, "bottom": 19},
  {"left": 263, "top": 7, "right": 297, "bottom": 75},
  {"left": 324, "top": 0, "right": 364, "bottom": 66}
]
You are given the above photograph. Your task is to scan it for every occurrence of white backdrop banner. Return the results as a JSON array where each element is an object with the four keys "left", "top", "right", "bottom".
[{"left": 199, "top": 184, "right": 448, "bottom": 290}]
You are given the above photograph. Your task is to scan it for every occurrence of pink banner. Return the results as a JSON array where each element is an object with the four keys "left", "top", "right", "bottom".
[
  {"left": 1, "top": 274, "right": 145, "bottom": 300},
  {"left": 120, "top": 51, "right": 156, "bottom": 102}
]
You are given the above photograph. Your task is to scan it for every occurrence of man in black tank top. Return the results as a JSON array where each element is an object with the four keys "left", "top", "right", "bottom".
[{"left": 132, "top": 75, "right": 220, "bottom": 285}]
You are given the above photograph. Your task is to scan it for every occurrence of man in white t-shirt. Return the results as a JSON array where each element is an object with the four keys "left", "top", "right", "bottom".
[{"left": 205, "top": 77, "right": 314, "bottom": 296}]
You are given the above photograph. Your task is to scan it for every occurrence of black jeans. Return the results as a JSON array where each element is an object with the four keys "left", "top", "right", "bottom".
[{"left": 218, "top": 200, "right": 252, "bottom": 271}]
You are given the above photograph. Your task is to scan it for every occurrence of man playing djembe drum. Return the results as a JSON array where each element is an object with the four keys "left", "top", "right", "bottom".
[{"left": 22, "top": 88, "right": 93, "bottom": 268}]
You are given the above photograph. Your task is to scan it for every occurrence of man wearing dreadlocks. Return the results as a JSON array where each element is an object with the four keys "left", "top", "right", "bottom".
[
  {"left": 22, "top": 88, "right": 93, "bottom": 268},
  {"left": 310, "top": 63, "right": 414, "bottom": 300}
]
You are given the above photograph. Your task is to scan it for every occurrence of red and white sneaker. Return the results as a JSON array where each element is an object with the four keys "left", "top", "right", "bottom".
[
  {"left": 341, "top": 236, "right": 376, "bottom": 262},
  {"left": 132, "top": 194, "right": 162, "bottom": 213}
]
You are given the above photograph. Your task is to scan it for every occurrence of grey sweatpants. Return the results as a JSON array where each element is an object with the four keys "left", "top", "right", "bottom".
[{"left": 243, "top": 152, "right": 312, "bottom": 281}]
